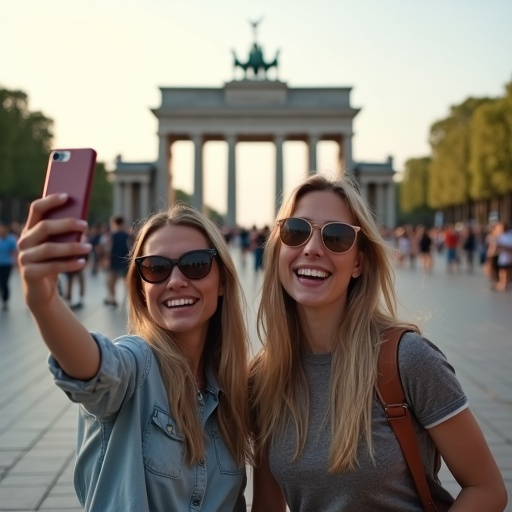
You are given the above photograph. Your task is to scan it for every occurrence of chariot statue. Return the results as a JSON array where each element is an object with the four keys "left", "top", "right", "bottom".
[{"left": 232, "top": 18, "right": 280, "bottom": 79}]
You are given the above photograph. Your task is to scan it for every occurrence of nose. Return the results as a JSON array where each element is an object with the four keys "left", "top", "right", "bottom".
[
  {"left": 303, "top": 225, "right": 324, "bottom": 255},
  {"left": 165, "top": 265, "right": 188, "bottom": 289}
]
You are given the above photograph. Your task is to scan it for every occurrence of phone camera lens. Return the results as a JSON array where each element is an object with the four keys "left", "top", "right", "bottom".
[{"left": 53, "top": 153, "right": 60, "bottom": 161}]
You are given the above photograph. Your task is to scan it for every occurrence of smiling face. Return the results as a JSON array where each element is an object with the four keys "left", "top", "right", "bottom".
[
  {"left": 140, "top": 224, "right": 222, "bottom": 347},
  {"left": 278, "top": 190, "right": 362, "bottom": 319}
]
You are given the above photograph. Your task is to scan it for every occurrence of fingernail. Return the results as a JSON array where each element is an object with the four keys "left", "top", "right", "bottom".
[{"left": 58, "top": 193, "right": 68, "bottom": 200}]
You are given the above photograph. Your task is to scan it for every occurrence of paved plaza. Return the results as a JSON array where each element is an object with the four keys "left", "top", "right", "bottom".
[{"left": 0, "top": 249, "right": 511, "bottom": 511}]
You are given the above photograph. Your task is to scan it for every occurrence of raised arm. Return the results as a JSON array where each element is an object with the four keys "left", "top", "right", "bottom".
[
  {"left": 428, "top": 408, "right": 507, "bottom": 511},
  {"left": 17, "top": 194, "right": 100, "bottom": 380}
]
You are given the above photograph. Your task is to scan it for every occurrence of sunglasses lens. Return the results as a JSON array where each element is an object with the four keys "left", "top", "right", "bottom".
[
  {"left": 280, "top": 218, "right": 311, "bottom": 247},
  {"left": 179, "top": 251, "right": 213, "bottom": 279},
  {"left": 139, "top": 256, "right": 172, "bottom": 283},
  {"left": 322, "top": 223, "right": 357, "bottom": 253}
]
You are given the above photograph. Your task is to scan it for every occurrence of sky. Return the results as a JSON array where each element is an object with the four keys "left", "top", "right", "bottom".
[{"left": 2, "top": 0, "right": 512, "bottom": 227}]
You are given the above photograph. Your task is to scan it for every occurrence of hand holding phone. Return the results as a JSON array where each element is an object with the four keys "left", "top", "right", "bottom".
[{"left": 42, "top": 148, "right": 97, "bottom": 242}]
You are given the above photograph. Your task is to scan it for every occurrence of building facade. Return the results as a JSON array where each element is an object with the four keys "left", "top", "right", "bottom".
[{"left": 113, "top": 34, "right": 396, "bottom": 228}]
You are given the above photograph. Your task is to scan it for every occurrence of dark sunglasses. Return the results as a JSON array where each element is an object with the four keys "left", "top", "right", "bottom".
[
  {"left": 277, "top": 217, "right": 361, "bottom": 254},
  {"left": 135, "top": 249, "right": 217, "bottom": 283}
]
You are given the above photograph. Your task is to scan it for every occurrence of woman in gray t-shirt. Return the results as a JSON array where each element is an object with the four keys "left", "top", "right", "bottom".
[{"left": 249, "top": 174, "right": 507, "bottom": 511}]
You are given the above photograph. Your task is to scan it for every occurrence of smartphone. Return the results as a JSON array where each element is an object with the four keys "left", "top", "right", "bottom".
[{"left": 42, "top": 148, "right": 97, "bottom": 243}]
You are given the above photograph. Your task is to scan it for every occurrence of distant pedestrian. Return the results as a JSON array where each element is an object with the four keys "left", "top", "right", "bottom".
[
  {"left": 495, "top": 224, "right": 512, "bottom": 292},
  {"left": 88, "top": 223, "right": 106, "bottom": 276},
  {"left": 0, "top": 221, "right": 17, "bottom": 311},
  {"left": 239, "top": 226, "right": 251, "bottom": 266},
  {"left": 485, "top": 222, "right": 504, "bottom": 289},
  {"left": 254, "top": 225, "right": 270, "bottom": 272},
  {"left": 104, "top": 215, "right": 131, "bottom": 307},
  {"left": 444, "top": 224, "right": 459, "bottom": 273},
  {"left": 462, "top": 224, "right": 477, "bottom": 272},
  {"left": 63, "top": 234, "right": 87, "bottom": 310},
  {"left": 418, "top": 225, "right": 433, "bottom": 273}
]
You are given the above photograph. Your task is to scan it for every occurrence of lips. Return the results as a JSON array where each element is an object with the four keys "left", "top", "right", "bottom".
[{"left": 164, "top": 298, "right": 198, "bottom": 308}]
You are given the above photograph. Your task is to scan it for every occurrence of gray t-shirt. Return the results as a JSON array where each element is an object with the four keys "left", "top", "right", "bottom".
[{"left": 268, "top": 332, "right": 467, "bottom": 511}]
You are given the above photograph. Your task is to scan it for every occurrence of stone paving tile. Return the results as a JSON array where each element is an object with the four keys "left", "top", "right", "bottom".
[
  {"left": 1, "top": 252, "right": 511, "bottom": 511},
  {"left": 38, "top": 493, "right": 82, "bottom": 510},
  {"left": 0, "top": 485, "right": 48, "bottom": 510}
]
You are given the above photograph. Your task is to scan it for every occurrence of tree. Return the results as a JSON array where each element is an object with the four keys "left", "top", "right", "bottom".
[
  {"left": 88, "top": 161, "right": 113, "bottom": 223},
  {"left": 428, "top": 97, "right": 491, "bottom": 209},
  {"left": 469, "top": 81, "right": 512, "bottom": 199},
  {"left": 400, "top": 157, "right": 431, "bottom": 212},
  {"left": 0, "top": 88, "right": 53, "bottom": 199}
]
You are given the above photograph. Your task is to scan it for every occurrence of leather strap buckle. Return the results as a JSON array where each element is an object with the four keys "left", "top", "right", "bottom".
[{"left": 384, "top": 403, "right": 408, "bottom": 419}]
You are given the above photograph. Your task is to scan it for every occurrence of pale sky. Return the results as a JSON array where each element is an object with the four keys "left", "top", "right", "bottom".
[{"left": 2, "top": 0, "right": 511, "bottom": 227}]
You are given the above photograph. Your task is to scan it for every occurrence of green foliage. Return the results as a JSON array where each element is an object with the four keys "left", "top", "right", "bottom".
[
  {"left": 469, "top": 89, "right": 512, "bottom": 199},
  {"left": 400, "top": 157, "right": 431, "bottom": 213},
  {"left": 0, "top": 87, "right": 53, "bottom": 198},
  {"left": 88, "top": 162, "right": 113, "bottom": 223},
  {"left": 427, "top": 97, "right": 491, "bottom": 209}
]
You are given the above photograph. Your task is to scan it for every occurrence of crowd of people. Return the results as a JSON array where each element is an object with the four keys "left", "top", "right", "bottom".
[
  {"left": 2, "top": 173, "right": 510, "bottom": 511},
  {"left": 0, "top": 215, "right": 133, "bottom": 312},
  {"left": 391, "top": 222, "right": 512, "bottom": 291}
]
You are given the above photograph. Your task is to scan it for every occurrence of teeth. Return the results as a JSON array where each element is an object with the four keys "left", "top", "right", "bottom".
[
  {"left": 166, "top": 298, "right": 196, "bottom": 307},
  {"left": 297, "top": 268, "right": 329, "bottom": 278}
]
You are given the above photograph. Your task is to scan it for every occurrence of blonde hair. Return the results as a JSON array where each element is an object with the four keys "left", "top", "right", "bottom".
[
  {"left": 250, "top": 173, "right": 417, "bottom": 472},
  {"left": 126, "top": 202, "right": 251, "bottom": 466}
]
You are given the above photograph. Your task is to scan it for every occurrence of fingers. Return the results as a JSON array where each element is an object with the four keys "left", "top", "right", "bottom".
[
  {"left": 19, "top": 239, "right": 92, "bottom": 266},
  {"left": 18, "top": 194, "right": 89, "bottom": 252},
  {"left": 20, "top": 253, "right": 89, "bottom": 282},
  {"left": 23, "top": 194, "right": 69, "bottom": 231}
]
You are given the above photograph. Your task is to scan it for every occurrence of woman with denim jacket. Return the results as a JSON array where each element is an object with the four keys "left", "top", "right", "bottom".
[
  {"left": 18, "top": 196, "right": 251, "bottom": 511},
  {"left": 249, "top": 173, "right": 507, "bottom": 511}
]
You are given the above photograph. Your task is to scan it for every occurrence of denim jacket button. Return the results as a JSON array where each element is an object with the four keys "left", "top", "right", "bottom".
[{"left": 166, "top": 424, "right": 173, "bottom": 433}]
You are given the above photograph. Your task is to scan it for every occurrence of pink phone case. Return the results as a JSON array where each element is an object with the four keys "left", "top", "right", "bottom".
[{"left": 42, "top": 148, "right": 97, "bottom": 242}]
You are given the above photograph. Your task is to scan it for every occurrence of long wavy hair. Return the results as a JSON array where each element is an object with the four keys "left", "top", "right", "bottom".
[
  {"left": 126, "top": 202, "right": 251, "bottom": 466},
  {"left": 250, "top": 173, "right": 417, "bottom": 472}
]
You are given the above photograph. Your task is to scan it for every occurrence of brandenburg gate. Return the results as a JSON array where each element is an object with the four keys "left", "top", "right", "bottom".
[{"left": 113, "top": 24, "right": 396, "bottom": 229}]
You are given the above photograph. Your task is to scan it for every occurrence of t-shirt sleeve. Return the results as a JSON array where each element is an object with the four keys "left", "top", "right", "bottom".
[{"left": 398, "top": 332, "right": 468, "bottom": 428}]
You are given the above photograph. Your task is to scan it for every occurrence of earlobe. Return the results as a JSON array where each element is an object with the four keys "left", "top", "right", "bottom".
[
  {"left": 219, "top": 283, "right": 225, "bottom": 296},
  {"left": 352, "top": 254, "right": 363, "bottom": 278}
]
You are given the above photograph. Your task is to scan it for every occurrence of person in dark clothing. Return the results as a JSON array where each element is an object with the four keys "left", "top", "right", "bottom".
[{"left": 104, "top": 215, "right": 131, "bottom": 307}]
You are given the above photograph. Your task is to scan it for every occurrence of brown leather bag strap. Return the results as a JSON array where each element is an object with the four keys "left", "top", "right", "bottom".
[{"left": 376, "top": 327, "right": 439, "bottom": 512}]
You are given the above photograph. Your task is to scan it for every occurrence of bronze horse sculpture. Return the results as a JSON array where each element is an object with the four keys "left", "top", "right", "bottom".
[{"left": 232, "top": 43, "right": 280, "bottom": 79}]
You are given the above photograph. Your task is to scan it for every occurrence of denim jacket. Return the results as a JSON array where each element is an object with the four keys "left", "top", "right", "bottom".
[{"left": 49, "top": 333, "right": 246, "bottom": 512}]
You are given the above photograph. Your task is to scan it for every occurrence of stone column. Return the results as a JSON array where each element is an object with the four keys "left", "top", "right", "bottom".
[
  {"left": 140, "top": 181, "right": 150, "bottom": 219},
  {"left": 359, "top": 181, "right": 368, "bottom": 206},
  {"left": 155, "top": 134, "right": 170, "bottom": 209},
  {"left": 226, "top": 134, "right": 237, "bottom": 228},
  {"left": 275, "top": 134, "right": 284, "bottom": 215},
  {"left": 376, "top": 183, "right": 386, "bottom": 227},
  {"left": 387, "top": 181, "right": 396, "bottom": 229},
  {"left": 123, "top": 182, "right": 132, "bottom": 225},
  {"left": 308, "top": 134, "right": 319, "bottom": 175},
  {"left": 342, "top": 133, "right": 353, "bottom": 172},
  {"left": 192, "top": 134, "right": 204, "bottom": 212},
  {"left": 113, "top": 180, "right": 122, "bottom": 216}
]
